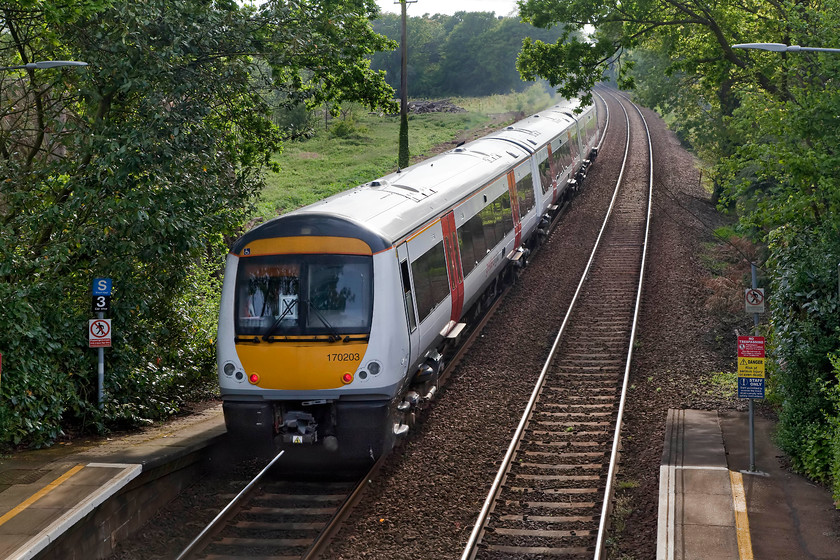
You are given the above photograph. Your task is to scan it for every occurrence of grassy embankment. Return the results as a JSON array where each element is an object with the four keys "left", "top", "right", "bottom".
[{"left": 253, "top": 86, "right": 562, "bottom": 221}]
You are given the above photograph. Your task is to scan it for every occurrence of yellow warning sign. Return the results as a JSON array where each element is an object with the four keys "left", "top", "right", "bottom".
[{"left": 738, "top": 357, "right": 765, "bottom": 378}]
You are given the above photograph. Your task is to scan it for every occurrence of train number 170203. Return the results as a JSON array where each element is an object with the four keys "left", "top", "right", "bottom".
[{"left": 328, "top": 353, "right": 361, "bottom": 362}]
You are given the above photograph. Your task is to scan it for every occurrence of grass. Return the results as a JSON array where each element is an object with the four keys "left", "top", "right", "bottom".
[
  {"left": 252, "top": 86, "right": 564, "bottom": 222},
  {"left": 709, "top": 371, "right": 737, "bottom": 398}
]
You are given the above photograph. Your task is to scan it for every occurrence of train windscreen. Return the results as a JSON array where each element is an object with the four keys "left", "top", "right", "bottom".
[{"left": 235, "top": 254, "right": 373, "bottom": 337}]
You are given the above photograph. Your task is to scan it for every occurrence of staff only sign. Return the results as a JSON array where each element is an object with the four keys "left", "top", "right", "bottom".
[{"left": 737, "top": 336, "right": 765, "bottom": 399}]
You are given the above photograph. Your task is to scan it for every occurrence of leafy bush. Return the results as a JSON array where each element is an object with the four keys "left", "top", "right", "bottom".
[
  {"left": 0, "top": 247, "right": 225, "bottom": 447},
  {"left": 330, "top": 117, "right": 369, "bottom": 139},
  {"left": 0, "top": 0, "right": 395, "bottom": 449},
  {"left": 828, "top": 356, "right": 840, "bottom": 503},
  {"left": 0, "top": 282, "right": 82, "bottom": 447},
  {"left": 273, "top": 102, "right": 316, "bottom": 141},
  {"left": 768, "top": 223, "right": 840, "bottom": 489}
]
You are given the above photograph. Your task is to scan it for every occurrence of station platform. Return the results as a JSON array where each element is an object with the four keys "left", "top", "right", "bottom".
[
  {"left": 658, "top": 408, "right": 840, "bottom": 559},
  {"left": 0, "top": 403, "right": 225, "bottom": 560},
  {"left": 1, "top": 403, "right": 838, "bottom": 559}
]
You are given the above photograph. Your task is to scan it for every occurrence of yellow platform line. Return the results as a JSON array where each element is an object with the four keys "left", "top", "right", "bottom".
[
  {"left": 0, "top": 464, "right": 85, "bottom": 528},
  {"left": 729, "top": 470, "right": 754, "bottom": 560}
]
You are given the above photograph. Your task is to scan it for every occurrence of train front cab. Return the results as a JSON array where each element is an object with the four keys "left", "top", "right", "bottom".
[{"left": 217, "top": 216, "right": 411, "bottom": 473}]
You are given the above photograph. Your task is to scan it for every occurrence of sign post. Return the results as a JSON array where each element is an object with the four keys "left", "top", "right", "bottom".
[
  {"left": 91, "top": 278, "right": 112, "bottom": 409},
  {"left": 739, "top": 263, "right": 766, "bottom": 474}
]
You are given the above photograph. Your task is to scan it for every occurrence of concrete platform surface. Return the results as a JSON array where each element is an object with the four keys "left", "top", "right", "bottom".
[
  {"left": 0, "top": 404, "right": 225, "bottom": 560},
  {"left": 2, "top": 404, "right": 838, "bottom": 559},
  {"left": 658, "top": 408, "right": 840, "bottom": 560}
]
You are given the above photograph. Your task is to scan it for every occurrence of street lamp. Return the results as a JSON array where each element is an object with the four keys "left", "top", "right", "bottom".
[
  {"left": 0, "top": 60, "right": 88, "bottom": 71},
  {"left": 733, "top": 42, "right": 840, "bottom": 53}
]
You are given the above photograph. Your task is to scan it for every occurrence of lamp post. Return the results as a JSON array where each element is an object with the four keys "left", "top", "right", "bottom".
[
  {"left": 0, "top": 60, "right": 88, "bottom": 71},
  {"left": 733, "top": 42, "right": 840, "bottom": 53}
]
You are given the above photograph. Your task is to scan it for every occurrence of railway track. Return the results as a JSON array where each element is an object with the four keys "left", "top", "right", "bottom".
[
  {"left": 172, "top": 103, "right": 616, "bottom": 560},
  {"left": 461, "top": 90, "right": 653, "bottom": 559},
  {"left": 173, "top": 215, "right": 578, "bottom": 560},
  {"left": 174, "top": 450, "right": 369, "bottom": 560}
]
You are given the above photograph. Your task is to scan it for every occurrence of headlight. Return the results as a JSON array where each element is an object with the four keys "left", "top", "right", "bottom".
[
  {"left": 223, "top": 362, "right": 235, "bottom": 376},
  {"left": 368, "top": 361, "right": 381, "bottom": 375}
]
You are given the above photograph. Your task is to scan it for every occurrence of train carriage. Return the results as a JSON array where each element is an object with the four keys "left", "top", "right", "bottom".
[{"left": 217, "top": 98, "right": 600, "bottom": 471}]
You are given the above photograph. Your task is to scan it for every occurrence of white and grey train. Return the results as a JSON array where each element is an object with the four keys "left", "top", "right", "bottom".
[{"left": 217, "top": 98, "right": 600, "bottom": 470}]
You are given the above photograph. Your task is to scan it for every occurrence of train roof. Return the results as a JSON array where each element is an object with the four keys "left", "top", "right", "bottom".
[{"left": 237, "top": 99, "right": 592, "bottom": 252}]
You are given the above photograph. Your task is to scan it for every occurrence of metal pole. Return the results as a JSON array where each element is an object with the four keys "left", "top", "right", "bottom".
[
  {"left": 400, "top": 1, "right": 408, "bottom": 118},
  {"left": 97, "top": 311, "right": 105, "bottom": 409},
  {"left": 749, "top": 263, "right": 759, "bottom": 472}
]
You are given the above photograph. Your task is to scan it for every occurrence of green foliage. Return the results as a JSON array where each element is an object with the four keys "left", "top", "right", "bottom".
[
  {"left": 768, "top": 223, "right": 840, "bottom": 485},
  {"left": 517, "top": 0, "right": 840, "bottom": 496},
  {"left": 272, "top": 102, "right": 317, "bottom": 141},
  {"left": 0, "top": 0, "right": 396, "bottom": 448},
  {"left": 370, "top": 12, "right": 570, "bottom": 97},
  {"left": 828, "top": 357, "right": 840, "bottom": 503},
  {"left": 330, "top": 118, "right": 369, "bottom": 140}
]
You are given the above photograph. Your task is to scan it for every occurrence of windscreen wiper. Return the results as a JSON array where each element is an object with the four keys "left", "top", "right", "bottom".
[
  {"left": 262, "top": 299, "right": 298, "bottom": 341},
  {"left": 304, "top": 299, "right": 343, "bottom": 342}
]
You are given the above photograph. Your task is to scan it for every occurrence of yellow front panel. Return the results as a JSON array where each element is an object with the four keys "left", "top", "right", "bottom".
[
  {"left": 237, "top": 237, "right": 372, "bottom": 257},
  {"left": 235, "top": 341, "right": 368, "bottom": 390}
]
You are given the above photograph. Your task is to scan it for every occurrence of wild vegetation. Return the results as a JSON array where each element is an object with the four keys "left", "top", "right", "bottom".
[
  {"left": 369, "top": 12, "right": 576, "bottom": 98},
  {"left": 518, "top": 0, "right": 840, "bottom": 502},
  {"left": 0, "top": 0, "right": 396, "bottom": 447},
  {"left": 255, "top": 85, "right": 559, "bottom": 221},
  {"left": 0, "top": 0, "right": 560, "bottom": 450}
]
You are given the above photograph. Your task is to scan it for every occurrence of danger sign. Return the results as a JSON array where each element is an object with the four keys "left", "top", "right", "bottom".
[
  {"left": 737, "top": 336, "right": 765, "bottom": 399},
  {"left": 89, "top": 319, "right": 112, "bottom": 348}
]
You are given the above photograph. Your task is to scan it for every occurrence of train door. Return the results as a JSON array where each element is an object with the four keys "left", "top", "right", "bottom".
[
  {"left": 440, "top": 212, "right": 464, "bottom": 324},
  {"left": 396, "top": 243, "right": 417, "bottom": 363},
  {"left": 534, "top": 146, "right": 554, "bottom": 208},
  {"left": 404, "top": 220, "right": 452, "bottom": 358},
  {"left": 506, "top": 172, "right": 522, "bottom": 248},
  {"left": 510, "top": 161, "right": 536, "bottom": 241},
  {"left": 568, "top": 127, "right": 579, "bottom": 164}
]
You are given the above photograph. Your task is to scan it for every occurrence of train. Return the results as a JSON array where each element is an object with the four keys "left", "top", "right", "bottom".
[{"left": 216, "top": 98, "right": 601, "bottom": 471}]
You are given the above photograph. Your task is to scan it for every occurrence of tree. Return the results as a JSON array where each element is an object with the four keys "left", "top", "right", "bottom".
[
  {"left": 370, "top": 12, "right": 568, "bottom": 98},
  {"left": 515, "top": 0, "right": 840, "bottom": 496},
  {"left": 516, "top": 0, "right": 797, "bottom": 106},
  {"left": 0, "top": 0, "right": 396, "bottom": 446}
]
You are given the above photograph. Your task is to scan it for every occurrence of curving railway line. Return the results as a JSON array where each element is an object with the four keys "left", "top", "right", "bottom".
[
  {"left": 110, "top": 90, "right": 658, "bottom": 560},
  {"left": 461, "top": 89, "right": 654, "bottom": 559}
]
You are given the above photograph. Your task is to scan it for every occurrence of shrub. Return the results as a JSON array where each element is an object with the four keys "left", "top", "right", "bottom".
[{"left": 768, "top": 223, "right": 840, "bottom": 489}]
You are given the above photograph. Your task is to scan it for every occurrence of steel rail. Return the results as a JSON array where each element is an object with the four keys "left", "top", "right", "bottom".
[
  {"left": 591, "top": 92, "right": 654, "bottom": 559},
  {"left": 301, "top": 456, "right": 386, "bottom": 560},
  {"left": 460, "top": 90, "right": 632, "bottom": 560},
  {"left": 174, "top": 449, "right": 285, "bottom": 560}
]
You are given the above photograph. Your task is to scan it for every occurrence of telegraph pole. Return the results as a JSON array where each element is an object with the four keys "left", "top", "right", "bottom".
[{"left": 398, "top": 0, "right": 416, "bottom": 168}]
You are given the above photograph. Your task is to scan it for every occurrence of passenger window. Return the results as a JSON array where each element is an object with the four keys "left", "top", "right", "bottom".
[
  {"left": 411, "top": 242, "right": 449, "bottom": 323},
  {"left": 538, "top": 155, "right": 552, "bottom": 194},
  {"left": 515, "top": 168, "right": 535, "bottom": 216}
]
